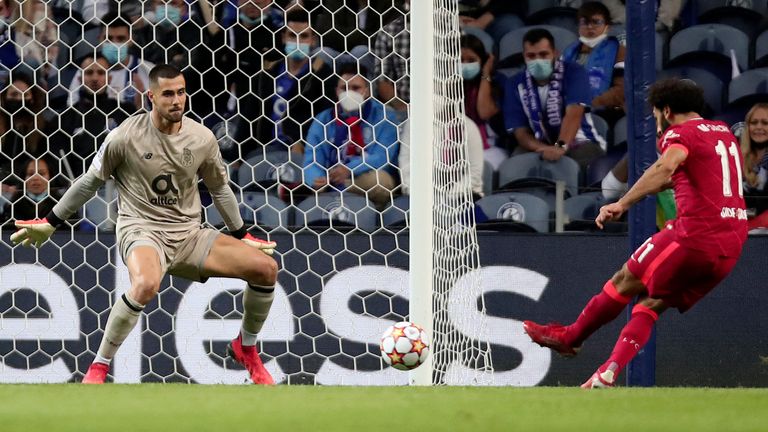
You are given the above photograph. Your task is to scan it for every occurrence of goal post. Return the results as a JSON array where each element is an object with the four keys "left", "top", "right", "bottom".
[{"left": 410, "top": 0, "right": 493, "bottom": 386}]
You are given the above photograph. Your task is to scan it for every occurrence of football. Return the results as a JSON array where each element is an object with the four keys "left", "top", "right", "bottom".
[{"left": 380, "top": 321, "right": 430, "bottom": 370}]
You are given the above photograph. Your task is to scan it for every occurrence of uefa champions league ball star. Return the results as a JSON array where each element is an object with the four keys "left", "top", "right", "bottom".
[{"left": 380, "top": 321, "right": 430, "bottom": 370}]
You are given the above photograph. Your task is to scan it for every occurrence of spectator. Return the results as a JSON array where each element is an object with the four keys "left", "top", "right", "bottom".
[
  {"left": 303, "top": 64, "right": 399, "bottom": 209},
  {"left": 13, "top": 0, "right": 59, "bottom": 83},
  {"left": 373, "top": 0, "right": 409, "bottom": 116},
  {"left": 66, "top": 12, "right": 153, "bottom": 110},
  {"left": 601, "top": 0, "right": 686, "bottom": 32},
  {"left": 458, "top": 0, "right": 526, "bottom": 44},
  {"left": 235, "top": 8, "right": 333, "bottom": 159},
  {"left": 0, "top": 0, "right": 21, "bottom": 83},
  {"left": 502, "top": 28, "right": 607, "bottom": 168},
  {"left": 1, "top": 73, "right": 48, "bottom": 202},
  {"left": 315, "top": 0, "right": 403, "bottom": 58},
  {"left": 1, "top": 156, "right": 66, "bottom": 226},
  {"left": 460, "top": 33, "right": 509, "bottom": 170},
  {"left": 740, "top": 103, "right": 768, "bottom": 230},
  {"left": 399, "top": 116, "right": 484, "bottom": 200},
  {"left": 49, "top": 55, "right": 136, "bottom": 179},
  {"left": 562, "top": 2, "right": 626, "bottom": 121}
]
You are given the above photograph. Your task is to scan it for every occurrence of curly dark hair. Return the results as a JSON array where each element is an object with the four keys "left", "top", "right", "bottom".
[{"left": 648, "top": 78, "right": 705, "bottom": 114}]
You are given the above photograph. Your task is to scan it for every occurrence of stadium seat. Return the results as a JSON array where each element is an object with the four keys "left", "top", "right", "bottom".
[
  {"left": 727, "top": 68, "right": 768, "bottom": 114},
  {"left": 295, "top": 193, "right": 379, "bottom": 233},
  {"left": 381, "top": 195, "right": 409, "bottom": 228},
  {"left": 525, "top": 6, "right": 579, "bottom": 34},
  {"left": 613, "top": 116, "right": 628, "bottom": 150},
  {"left": 589, "top": 114, "right": 610, "bottom": 148},
  {"left": 476, "top": 192, "right": 550, "bottom": 233},
  {"left": 241, "top": 191, "right": 292, "bottom": 231},
  {"left": 462, "top": 26, "right": 495, "bottom": 55},
  {"left": 498, "top": 25, "right": 577, "bottom": 68},
  {"left": 656, "top": 31, "right": 666, "bottom": 72},
  {"left": 585, "top": 152, "right": 624, "bottom": 192},
  {"left": 482, "top": 160, "right": 495, "bottom": 197},
  {"left": 237, "top": 150, "right": 303, "bottom": 192},
  {"left": 204, "top": 204, "right": 225, "bottom": 228},
  {"left": 498, "top": 152, "right": 580, "bottom": 197},
  {"left": 667, "top": 24, "right": 749, "bottom": 83},
  {"left": 658, "top": 66, "right": 724, "bottom": 114},
  {"left": 563, "top": 192, "right": 606, "bottom": 231},
  {"left": 696, "top": 0, "right": 766, "bottom": 37},
  {"left": 82, "top": 192, "right": 113, "bottom": 232}
]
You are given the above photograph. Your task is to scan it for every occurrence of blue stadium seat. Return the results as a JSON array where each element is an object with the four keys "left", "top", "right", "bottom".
[
  {"left": 754, "top": 29, "right": 768, "bottom": 68},
  {"left": 563, "top": 192, "right": 606, "bottom": 231},
  {"left": 498, "top": 25, "right": 577, "bottom": 68},
  {"left": 589, "top": 114, "right": 610, "bottom": 148},
  {"left": 585, "top": 152, "right": 624, "bottom": 191},
  {"left": 476, "top": 192, "right": 550, "bottom": 233},
  {"left": 295, "top": 193, "right": 379, "bottom": 233},
  {"left": 525, "top": 6, "right": 579, "bottom": 34},
  {"left": 497, "top": 152, "right": 580, "bottom": 202},
  {"left": 655, "top": 31, "right": 666, "bottom": 71},
  {"left": 381, "top": 195, "right": 409, "bottom": 228},
  {"left": 667, "top": 24, "right": 749, "bottom": 83},
  {"left": 727, "top": 68, "right": 768, "bottom": 109},
  {"left": 237, "top": 150, "right": 302, "bottom": 192},
  {"left": 612, "top": 115, "right": 628, "bottom": 150},
  {"left": 240, "top": 191, "right": 291, "bottom": 231},
  {"left": 462, "top": 26, "right": 495, "bottom": 55},
  {"left": 658, "top": 66, "right": 724, "bottom": 114},
  {"left": 482, "top": 160, "right": 495, "bottom": 197},
  {"left": 696, "top": 0, "right": 767, "bottom": 37}
]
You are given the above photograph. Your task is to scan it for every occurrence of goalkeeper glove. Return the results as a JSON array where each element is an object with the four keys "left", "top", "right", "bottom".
[
  {"left": 242, "top": 233, "right": 277, "bottom": 255},
  {"left": 11, "top": 218, "right": 57, "bottom": 248}
]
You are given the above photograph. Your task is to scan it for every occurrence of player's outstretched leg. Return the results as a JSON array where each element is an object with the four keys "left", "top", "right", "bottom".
[
  {"left": 524, "top": 279, "right": 632, "bottom": 357},
  {"left": 227, "top": 284, "right": 276, "bottom": 385},
  {"left": 82, "top": 293, "right": 145, "bottom": 384},
  {"left": 582, "top": 303, "right": 660, "bottom": 389}
]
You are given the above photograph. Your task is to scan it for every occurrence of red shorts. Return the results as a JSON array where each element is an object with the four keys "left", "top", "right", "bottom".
[{"left": 626, "top": 228, "right": 739, "bottom": 312}]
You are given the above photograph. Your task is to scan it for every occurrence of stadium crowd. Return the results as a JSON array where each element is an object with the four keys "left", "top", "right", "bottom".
[{"left": 1, "top": 0, "right": 768, "bottom": 232}]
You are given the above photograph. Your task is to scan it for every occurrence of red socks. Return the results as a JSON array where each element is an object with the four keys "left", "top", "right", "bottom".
[
  {"left": 599, "top": 304, "right": 659, "bottom": 378},
  {"left": 566, "top": 280, "right": 632, "bottom": 347}
]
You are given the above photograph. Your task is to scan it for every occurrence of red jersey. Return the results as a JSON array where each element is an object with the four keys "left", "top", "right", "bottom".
[{"left": 658, "top": 118, "right": 748, "bottom": 257}]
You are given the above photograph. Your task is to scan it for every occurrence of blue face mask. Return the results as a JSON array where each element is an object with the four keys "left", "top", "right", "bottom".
[
  {"left": 239, "top": 12, "right": 263, "bottom": 27},
  {"left": 284, "top": 41, "right": 312, "bottom": 60},
  {"left": 101, "top": 42, "right": 129, "bottom": 65},
  {"left": 155, "top": 5, "right": 183, "bottom": 25},
  {"left": 27, "top": 191, "right": 48, "bottom": 203},
  {"left": 526, "top": 59, "right": 553, "bottom": 81},
  {"left": 461, "top": 62, "right": 481, "bottom": 80}
]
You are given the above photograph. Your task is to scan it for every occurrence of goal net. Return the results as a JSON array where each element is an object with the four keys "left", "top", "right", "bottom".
[{"left": 0, "top": 0, "right": 492, "bottom": 385}]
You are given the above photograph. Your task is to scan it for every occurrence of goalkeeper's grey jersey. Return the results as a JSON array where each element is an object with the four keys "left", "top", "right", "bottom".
[{"left": 89, "top": 113, "right": 230, "bottom": 231}]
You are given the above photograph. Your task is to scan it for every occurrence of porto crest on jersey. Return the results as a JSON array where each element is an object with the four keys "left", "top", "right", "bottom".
[{"left": 181, "top": 147, "right": 194, "bottom": 167}]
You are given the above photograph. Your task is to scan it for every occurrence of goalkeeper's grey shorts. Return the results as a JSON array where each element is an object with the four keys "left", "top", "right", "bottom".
[{"left": 116, "top": 218, "right": 220, "bottom": 282}]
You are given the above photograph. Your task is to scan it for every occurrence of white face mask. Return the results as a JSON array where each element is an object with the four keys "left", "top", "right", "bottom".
[
  {"left": 338, "top": 90, "right": 365, "bottom": 113},
  {"left": 579, "top": 32, "right": 608, "bottom": 49}
]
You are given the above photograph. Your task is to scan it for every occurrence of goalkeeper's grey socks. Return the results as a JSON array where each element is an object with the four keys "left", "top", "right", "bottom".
[
  {"left": 240, "top": 284, "right": 275, "bottom": 346},
  {"left": 94, "top": 293, "right": 144, "bottom": 365}
]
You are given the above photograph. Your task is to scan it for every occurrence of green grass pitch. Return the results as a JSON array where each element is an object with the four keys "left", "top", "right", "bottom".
[{"left": 2, "top": 385, "right": 767, "bottom": 431}]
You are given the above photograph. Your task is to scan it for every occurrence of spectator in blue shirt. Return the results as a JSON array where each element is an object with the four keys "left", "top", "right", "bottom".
[
  {"left": 503, "top": 28, "right": 607, "bottom": 168},
  {"left": 303, "top": 64, "right": 399, "bottom": 209}
]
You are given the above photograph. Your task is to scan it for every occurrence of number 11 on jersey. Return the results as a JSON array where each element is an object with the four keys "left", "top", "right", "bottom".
[{"left": 714, "top": 140, "right": 743, "bottom": 198}]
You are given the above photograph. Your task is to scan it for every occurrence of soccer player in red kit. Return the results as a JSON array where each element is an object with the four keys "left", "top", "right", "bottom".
[{"left": 523, "top": 78, "right": 748, "bottom": 388}]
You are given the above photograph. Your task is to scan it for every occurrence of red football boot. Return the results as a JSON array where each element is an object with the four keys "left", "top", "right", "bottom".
[
  {"left": 82, "top": 362, "right": 109, "bottom": 384},
  {"left": 523, "top": 320, "right": 581, "bottom": 357},
  {"left": 227, "top": 335, "right": 275, "bottom": 385}
]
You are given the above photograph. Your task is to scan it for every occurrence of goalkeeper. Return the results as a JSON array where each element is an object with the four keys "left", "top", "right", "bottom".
[{"left": 11, "top": 64, "right": 278, "bottom": 385}]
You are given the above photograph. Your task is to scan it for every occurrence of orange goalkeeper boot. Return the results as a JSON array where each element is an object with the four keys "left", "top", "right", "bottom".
[{"left": 82, "top": 362, "right": 109, "bottom": 384}]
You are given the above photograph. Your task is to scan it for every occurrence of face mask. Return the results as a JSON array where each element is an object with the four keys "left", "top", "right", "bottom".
[
  {"left": 338, "top": 90, "right": 365, "bottom": 113},
  {"left": 101, "top": 42, "right": 129, "bottom": 65},
  {"left": 579, "top": 32, "right": 608, "bottom": 49},
  {"left": 4, "top": 100, "right": 23, "bottom": 114},
  {"left": 284, "top": 41, "right": 312, "bottom": 60},
  {"left": 239, "top": 12, "right": 263, "bottom": 26},
  {"left": 154, "top": 5, "right": 182, "bottom": 25},
  {"left": 461, "top": 62, "right": 481, "bottom": 80},
  {"left": 27, "top": 191, "right": 48, "bottom": 203},
  {"left": 526, "top": 59, "right": 553, "bottom": 81}
]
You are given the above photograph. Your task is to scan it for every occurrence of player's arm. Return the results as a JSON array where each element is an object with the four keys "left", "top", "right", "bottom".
[
  {"left": 596, "top": 146, "right": 687, "bottom": 229},
  {"left": 11, "top": 171, "right": 106, "bottom": 247}
]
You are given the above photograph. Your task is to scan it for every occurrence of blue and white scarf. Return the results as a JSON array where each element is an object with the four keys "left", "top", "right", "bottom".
[{"left": 522, "top": 58, "right": 565, "bottom": 144}]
